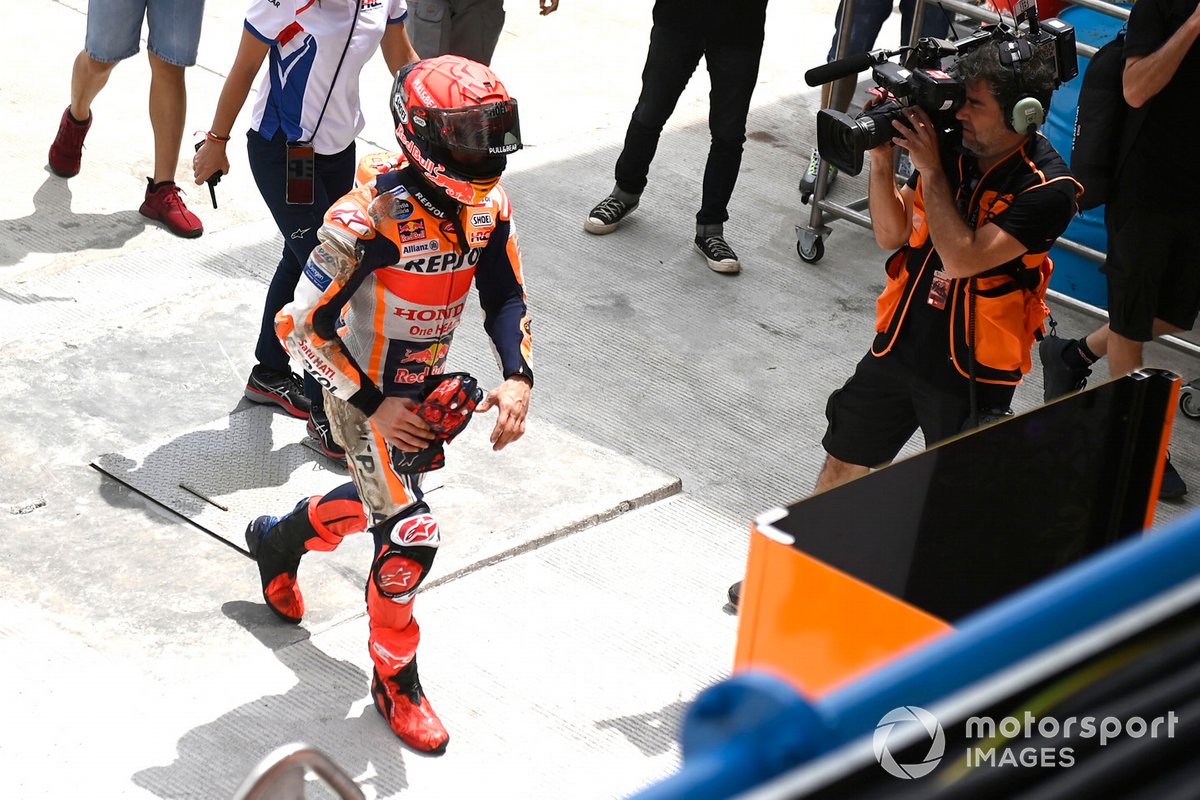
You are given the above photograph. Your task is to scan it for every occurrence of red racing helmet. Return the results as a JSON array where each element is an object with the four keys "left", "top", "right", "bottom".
[{"left": 390, "top": 55, "right": 522, "bottom": 206}]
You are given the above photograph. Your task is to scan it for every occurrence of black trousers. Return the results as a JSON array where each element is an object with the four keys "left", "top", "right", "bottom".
[
  {"left": 614, "top": 22, "right": 763, "bottom": 226},
  {"left": 247, "top": 129, "right": 356, "bottom": 407}
]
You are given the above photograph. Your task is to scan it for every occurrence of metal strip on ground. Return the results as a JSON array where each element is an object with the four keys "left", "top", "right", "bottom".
[{"left": 91, "top": 404, "right": 682, "bottom": 584}]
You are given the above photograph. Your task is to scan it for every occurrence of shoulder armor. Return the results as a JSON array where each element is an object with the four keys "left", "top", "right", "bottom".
[{"left": 323, "top": 187, "right": 376, "bottom": 241}]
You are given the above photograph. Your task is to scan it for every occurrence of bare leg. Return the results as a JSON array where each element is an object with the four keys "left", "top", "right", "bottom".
[
  {"left": 147, "top": 52, "right": 187, "bottom": 184},
  {"left": 70, "top": 51, "right": 117, "bottom": 121},
  {"left": 1105, "top": 320, "right": 1183, "bottom": 379},
  {"left": 1084, "top": 325, "right": 1109, "bottom": 360},
  {"left": 1106, "top": 332, "right": 1144, "bottom": 379},
  {"left": 813, "top": 453, "right": 870, "bottom": 494}
]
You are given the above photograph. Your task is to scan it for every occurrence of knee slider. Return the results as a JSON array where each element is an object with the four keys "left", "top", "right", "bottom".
[
  {"left": 369, "top": 503, "right": 440, "bottom": 605},
  {"left": 371, "top": 552, "right": 433, "bottom": 604}
]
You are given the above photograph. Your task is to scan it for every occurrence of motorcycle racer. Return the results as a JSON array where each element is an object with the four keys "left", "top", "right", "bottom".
[{"left": 244, "top": 55, "right": 532, "bottom": 754}]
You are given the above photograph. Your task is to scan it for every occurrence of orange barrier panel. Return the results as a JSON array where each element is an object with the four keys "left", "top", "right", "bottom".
[{"left": 735, "top": 522, "right": 952, "bottom": 698}]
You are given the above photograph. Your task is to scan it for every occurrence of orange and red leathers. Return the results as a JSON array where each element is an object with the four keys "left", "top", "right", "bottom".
[
  {"left": 255, "top": 486, "right": 449, "bottom": 752},
  {"left": 275, "top": 154, "right": 532, "bottom": 425},
  {"left": 259, "top": 151, "right": 532, "bottom": 752}
]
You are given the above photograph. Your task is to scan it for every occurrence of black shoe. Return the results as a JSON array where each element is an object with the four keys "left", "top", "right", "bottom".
[
  {"left": 1160, "top": 454, "right": 1188, "bottom": 500},
  {"left": 307, "top": 406, "right": 347, "bottom": 464},
  {"left": 695, "top": 235, "right": 741, "bottom": 274},
  {"left": 728, "top": 580, "right": 742, "bottom": 609},
  {"left": 245, "top": 366, "right": 311, "bottom": 419},
  {"left": 584, "top": 195, "right": 638, "bottom": 235},
  {"left": 1038, "top": 335, "right": 1090, "bottom": 402}
]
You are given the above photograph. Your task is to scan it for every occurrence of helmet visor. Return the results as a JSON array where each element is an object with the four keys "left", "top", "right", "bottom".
[{"left": 421, "top": 100, "right": 522, "bottom": 158}]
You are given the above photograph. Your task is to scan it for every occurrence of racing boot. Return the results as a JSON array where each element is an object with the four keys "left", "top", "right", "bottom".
[
  {"left": 245, "top": 487, "right": 366, "bottom": 623},
  {"left": 245, "top": 500, "right": 310, "bottom": 624},
  {"left": 371, "top": 656, "right": 449, "bottom": 754},
  {"left": 365, "top": 507, "right": 445, "bottom": 752}
]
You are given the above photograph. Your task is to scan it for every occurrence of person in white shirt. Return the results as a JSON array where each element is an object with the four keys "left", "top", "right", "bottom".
[{"left": 193, "top": 0, "right": 419, "bottom": 462}]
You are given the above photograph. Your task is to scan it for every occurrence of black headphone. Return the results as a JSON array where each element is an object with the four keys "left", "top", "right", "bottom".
[{"left": 995, "top": 36, "right": 1046, "bottom": 135}]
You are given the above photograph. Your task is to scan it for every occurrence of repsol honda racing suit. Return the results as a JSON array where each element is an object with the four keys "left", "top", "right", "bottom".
[{"left": 252, "top": 151, "right": 532, "bottom": 748}]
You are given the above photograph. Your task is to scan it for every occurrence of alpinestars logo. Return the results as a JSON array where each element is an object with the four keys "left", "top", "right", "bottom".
[
  {"left": 392, "top": 514, "right": 440, "bottom": 547},
  {"left": 874, "top": 706, "right": 945, "bottom": 779}
]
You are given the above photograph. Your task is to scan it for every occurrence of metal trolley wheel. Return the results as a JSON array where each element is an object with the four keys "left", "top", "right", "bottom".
[
  {"left": 1180, "top": 384, "right": 1200, "bottom": 420},
  {"left": 796, "top": 237, "right": 824, "bottom": 263},
  {"left": 795, "top": 226, "right": 827, "bottom": 264}
]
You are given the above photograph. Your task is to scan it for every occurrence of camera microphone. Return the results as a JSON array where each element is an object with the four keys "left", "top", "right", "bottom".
[{"left": 805, "top": 48, "right": 901, "bottom": 87}]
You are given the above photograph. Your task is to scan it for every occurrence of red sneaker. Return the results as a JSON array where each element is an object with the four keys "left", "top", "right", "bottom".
[
  {"left": 48, "top": 107, "right": 92, "bottom": 178},
  {"left": 140, "top": 179, "right": 204, "bottom": 238},
  {"left": 372, "top": 662, "right": 449, "bottom": 754}
]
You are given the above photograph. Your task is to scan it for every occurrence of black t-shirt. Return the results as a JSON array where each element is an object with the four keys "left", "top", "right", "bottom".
[
  {"left": 894, "top": 137, "right": 1077, "bottom": 402},
  {"left": 652, "top": 0, "right": 768, "bottom": 47},
  {"left": 1119, "top": 0, "right": 1200, "bottom": 206}
]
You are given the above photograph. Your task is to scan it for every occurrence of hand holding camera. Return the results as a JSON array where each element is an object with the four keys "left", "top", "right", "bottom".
[
  {"left": 890, "top": 105, "right": 943, "bottom": 178},
  {"left": 809, "top": 9, "right": 1077, "bottom": 177}
]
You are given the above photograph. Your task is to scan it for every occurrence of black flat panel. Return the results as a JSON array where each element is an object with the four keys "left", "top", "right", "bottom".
[{"left": 772, "top": 371, "right": 1176, "bottom": 621}]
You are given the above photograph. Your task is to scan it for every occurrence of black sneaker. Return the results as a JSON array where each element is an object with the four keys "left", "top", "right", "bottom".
[
  {"left": 307, "top": 406, "right": 347, "bottom": 464},
  {"left": 1038, "top": 335, "right": 1090, "bottom": 402},
  {"left": 1160, "top": 454, "right": 1188, "bottom": 500},
  {"left": 245, "top": 366, "right": 311, "bottom": 419},
  {"left": 695, "top": 234, "right": 741, "bottom": 274},
  {"left": 728, "top": 580, "right": 742, "bottom": 609},
  {"left": 584, "top": 195, "right": 637, "bottom": 235}
]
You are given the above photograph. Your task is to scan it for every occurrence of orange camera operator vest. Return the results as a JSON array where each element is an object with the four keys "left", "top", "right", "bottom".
[{"left": 872, "top": 138, "right": 1081, "bottom": 385}]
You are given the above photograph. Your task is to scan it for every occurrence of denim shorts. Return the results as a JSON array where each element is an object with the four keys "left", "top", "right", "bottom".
[{"left": 85, "top": 0, "right": 206, "bottom": 66}]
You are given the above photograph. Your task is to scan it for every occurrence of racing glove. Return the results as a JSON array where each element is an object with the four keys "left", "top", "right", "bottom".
[{"left": 389, "top": 372, "right": 483, "bottom": 474}]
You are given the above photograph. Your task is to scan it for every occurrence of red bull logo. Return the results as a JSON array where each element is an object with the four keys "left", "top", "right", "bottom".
[
  {"left": 404, "top": 342, "right": 450, "bottom": 366},
  {"left": 397, "top": 219, "right": 426, "bottom": 242}
]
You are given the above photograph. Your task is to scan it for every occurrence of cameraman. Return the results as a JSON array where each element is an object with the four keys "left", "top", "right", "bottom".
[{"left": 814, "top": 41, "right": 1080, "bottom": 492}]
